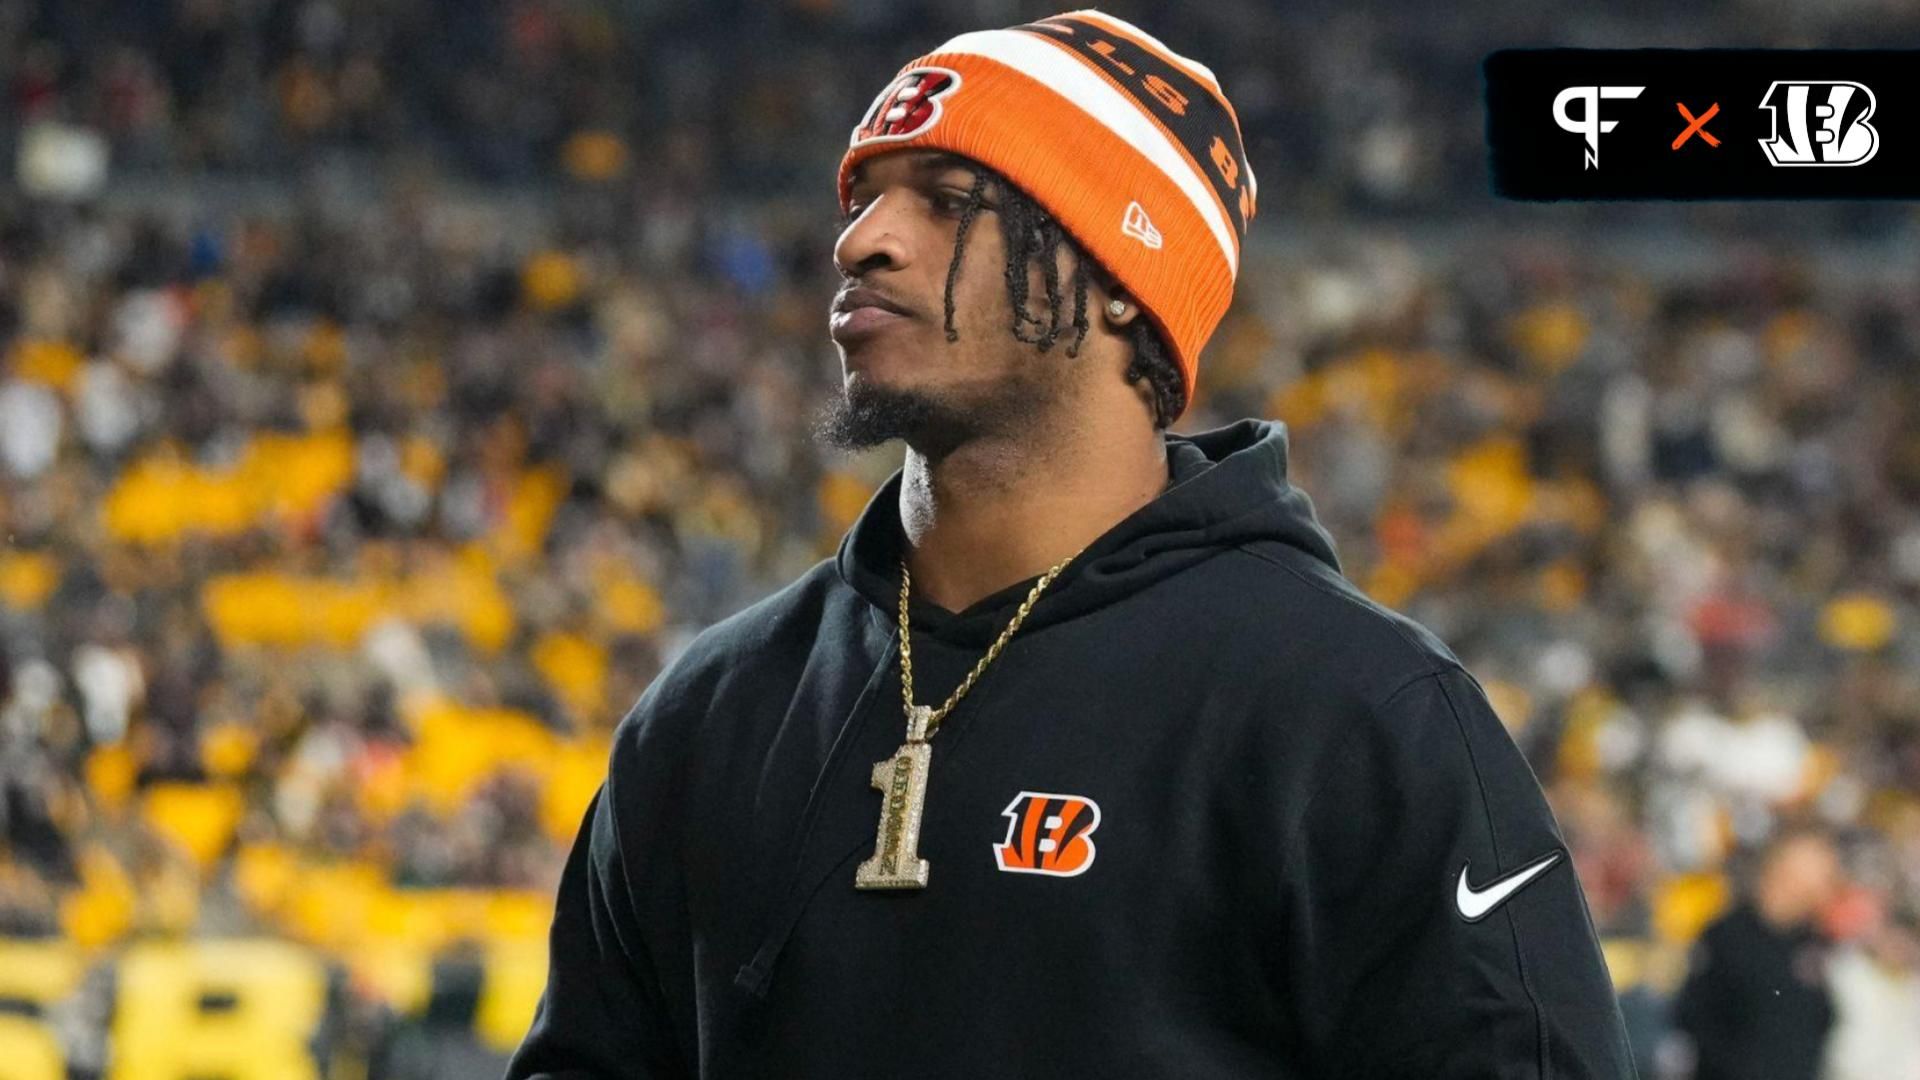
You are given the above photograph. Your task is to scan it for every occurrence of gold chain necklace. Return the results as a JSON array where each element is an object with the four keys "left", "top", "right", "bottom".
[{"left": 853, "top": 548, "right": 1081, "bottom": 889}]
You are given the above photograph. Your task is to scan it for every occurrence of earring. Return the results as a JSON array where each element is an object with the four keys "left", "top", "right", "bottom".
[{"left": 1106, "top": 299, "right": 1126, "bottom": 318}]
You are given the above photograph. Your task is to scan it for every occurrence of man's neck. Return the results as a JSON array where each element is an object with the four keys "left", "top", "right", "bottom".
[
  {"left": 1755, "top": 887, "right": 1809, "bottom": 933},
  {"left": 898, "top": 426, "right": 1169, "bottom": 615}
]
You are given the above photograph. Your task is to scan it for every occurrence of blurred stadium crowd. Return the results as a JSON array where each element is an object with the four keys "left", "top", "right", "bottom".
[{"left": 4, "top": 0, "right": 1920, "bottom": 1076}]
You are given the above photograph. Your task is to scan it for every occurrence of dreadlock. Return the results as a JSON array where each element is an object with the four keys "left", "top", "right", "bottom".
[{"left": 938, "top": 170, "right": 1187, "bottom": 430}]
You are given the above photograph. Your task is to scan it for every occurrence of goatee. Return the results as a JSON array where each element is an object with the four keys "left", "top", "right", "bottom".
[
  {"left": 813, "top": 379, "right": 961, "bottom": 454},
  {"left": 812, "top": 350, "right": 1072, "bottom": 459}
]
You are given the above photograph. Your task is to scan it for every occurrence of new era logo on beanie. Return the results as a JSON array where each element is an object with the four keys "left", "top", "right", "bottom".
[
  {"left": 1122, "top": 201, "right": 1163, "bottom": 249},
  {"left": 839, "top": 9, "right": 1255, "bottom": 421}
]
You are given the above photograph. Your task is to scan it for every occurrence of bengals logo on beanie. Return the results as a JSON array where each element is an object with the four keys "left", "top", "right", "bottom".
[
  {"left": 840, "top": 10, "right": 1256, "bottom": 422},
  {"left": 853, "top": 68, "right": 962, "bottom": 144}
]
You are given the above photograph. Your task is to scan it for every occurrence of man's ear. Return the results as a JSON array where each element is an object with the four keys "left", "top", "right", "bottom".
[{"left": 1087, "top": 265, "right": 1140, "bottom": 330}]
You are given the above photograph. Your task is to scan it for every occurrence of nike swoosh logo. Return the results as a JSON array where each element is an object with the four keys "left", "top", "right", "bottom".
[{"left": 1455, "top": 849, "right": 1564, "bottom": 922}]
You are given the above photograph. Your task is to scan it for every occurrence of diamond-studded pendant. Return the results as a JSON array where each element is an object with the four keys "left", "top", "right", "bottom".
[{"left": 855, "top": 705, "right": 935, "bottom": 889}]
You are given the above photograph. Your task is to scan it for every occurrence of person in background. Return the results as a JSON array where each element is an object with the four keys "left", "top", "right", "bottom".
[
  {"left": 1672, "top": 825, "right": 1843, "bottom": 1080},
  {"left": 1820, "top": 903, "right": 1920, "bottom": 1080}
]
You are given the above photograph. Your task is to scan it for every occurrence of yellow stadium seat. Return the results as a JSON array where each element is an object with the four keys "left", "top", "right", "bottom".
[
  {"left": 1653, "top": 872, "right": 1731, "bottom": 946},
  {"left": 140, "top": 783, "right": 244, "bottom": 871}
]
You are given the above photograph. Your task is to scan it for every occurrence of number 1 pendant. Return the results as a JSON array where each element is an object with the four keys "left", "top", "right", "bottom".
[{"left": 855, "top": 705, "right": 935, "bottom": 890}]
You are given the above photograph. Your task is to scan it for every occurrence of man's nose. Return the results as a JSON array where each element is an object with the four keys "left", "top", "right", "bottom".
[{"left": 833, "top": 197, "right": 911, "bottom": 278}]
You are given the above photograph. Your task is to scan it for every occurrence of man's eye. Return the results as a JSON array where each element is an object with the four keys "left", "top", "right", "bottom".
[
  {"left": 839, "top": 203, "right": 867, "bottom": 227},
  {"left": 930, "top": 190, "right": 974, "bottom": 215}
]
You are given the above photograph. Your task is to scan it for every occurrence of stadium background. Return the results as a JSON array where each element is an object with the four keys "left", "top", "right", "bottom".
[{"left": 2, "top": 0, "right": 1920, "bottom": 1076}]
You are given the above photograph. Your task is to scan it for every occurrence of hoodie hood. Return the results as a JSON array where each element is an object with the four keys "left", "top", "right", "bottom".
[{"left": 834, "top": 418, "right": 1341, "bottom": 649}]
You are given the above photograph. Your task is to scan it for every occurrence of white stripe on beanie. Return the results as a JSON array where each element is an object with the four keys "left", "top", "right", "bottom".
[
  {"left": 1063, "top": 10, "right": 1256, "bottom": 201},
  {"left": 935, "top": 28, "right": 1240, "bottom": 277}
]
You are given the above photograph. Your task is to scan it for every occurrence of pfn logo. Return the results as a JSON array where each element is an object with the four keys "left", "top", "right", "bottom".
[
  {"left": 1758, "top": 81, "right": 1879, "bottom": 166},
  {"left": 850, "top": 68, "right": 962, "bottom": 148},
  {"left": 993, "top": 791, "right": 1101, "bottom": 877},
  {"left": 1552, "top": 85, "right": 1645, "bottom": 169}
]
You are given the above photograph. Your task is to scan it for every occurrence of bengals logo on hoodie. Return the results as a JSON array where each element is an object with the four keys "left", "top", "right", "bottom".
[{"left": 994, "top": 791, "right": 1101, "bottom": 876}]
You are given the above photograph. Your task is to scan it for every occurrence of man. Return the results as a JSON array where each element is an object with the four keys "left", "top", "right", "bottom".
[
  {"left": 507, "top": 10, "right": 1636, "bottom": 1078},
  {"left": 1672, "top": 826, "right": 1842, "bottom": 1080}
]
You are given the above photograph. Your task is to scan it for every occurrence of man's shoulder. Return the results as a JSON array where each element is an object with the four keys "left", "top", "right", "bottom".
[
  {"left": 1219, "top": 538, "right": 1466, "bottom": 711},
  {"left": 683, "top": 556, "right": 849, "bottom": 665},
  {"left": 1700, "top": 903, "right": 1770, "bottom": 949},
  {"left": 612, "top": 557, "right": 855, "bottom": 738}
]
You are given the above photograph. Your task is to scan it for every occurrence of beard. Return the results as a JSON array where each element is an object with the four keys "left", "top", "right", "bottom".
[
  {"left": 811, "top": 351, "right": 1070, "bottom": 460},
  {"left": 811, "top": 376, "right": 944, "bottom": 452}
]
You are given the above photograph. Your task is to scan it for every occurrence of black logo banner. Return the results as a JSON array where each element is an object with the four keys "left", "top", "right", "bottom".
[{"left": 1486, "top": 50, "right": 1920, "bottom": 198}]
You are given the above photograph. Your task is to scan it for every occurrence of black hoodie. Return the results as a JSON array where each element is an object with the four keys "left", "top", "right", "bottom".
[{"left": 505, "top": 419, "right": 1639, "bottom": 1079}]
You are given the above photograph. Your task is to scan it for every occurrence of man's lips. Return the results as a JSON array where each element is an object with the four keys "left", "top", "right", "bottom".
[
  {"left": 829, "top": 306, "right": 909, "bottom": 343},
  {"left": 832, "top": 285, "right": 912, "bottom": 317},
  {"left": 829, "top": 286, "right": 915, "bottom": 343}
]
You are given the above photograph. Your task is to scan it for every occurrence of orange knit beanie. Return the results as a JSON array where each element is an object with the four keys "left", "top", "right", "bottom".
[{"left": 838, "top": 9, "right": 1257, "bottom": 418}]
